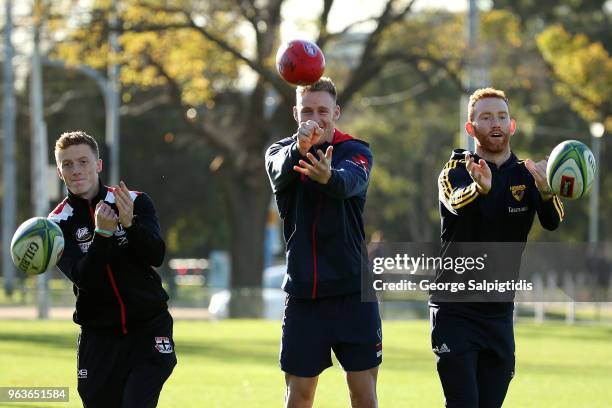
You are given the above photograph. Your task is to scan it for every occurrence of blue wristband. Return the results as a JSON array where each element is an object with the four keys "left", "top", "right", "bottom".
[{"left": 95, "top": 228, "right": 114, "bottom": 237}]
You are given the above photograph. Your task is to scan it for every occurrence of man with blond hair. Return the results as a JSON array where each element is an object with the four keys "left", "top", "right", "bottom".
[
  {"left": 431, "top": 88, "right": 564, "bottom": 407},
  {"left": 266, "top": 77, "right": 381, "bottom": 408}
]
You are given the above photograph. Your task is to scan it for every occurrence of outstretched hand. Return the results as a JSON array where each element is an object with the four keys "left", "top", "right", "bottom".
[
  {"left": 113, "top": 180, "right": 134, "bottom": 228},
  {"left": 293, "top": 146, "right": 333, "bottom": 184},
  {"left": 95, "top": 201, "right": 118, "bottom": 234},
  {"left": 525, "top": 157, "right": 554, "bottom": 200},
  {"left": 465, "top": 152, "right": 492, "bottom": 194}
]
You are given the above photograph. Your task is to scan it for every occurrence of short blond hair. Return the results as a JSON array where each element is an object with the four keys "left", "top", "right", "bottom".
[
  {"left": 296, "top": 77, "right": 337, "bottom": 101},
  {"left": 54, "top": 131, "right": 99, "bottom": 163},
  {"left": 468, "top": 88, "right": 509, "bottom": 121}
]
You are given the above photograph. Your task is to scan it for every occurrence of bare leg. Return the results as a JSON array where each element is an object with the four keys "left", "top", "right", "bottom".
[
  {"left": 284, "top": 373, "right": 319, "bottom": 408},
  {"left": 346, "top": 367, "right": 378, "bottom": 408}
]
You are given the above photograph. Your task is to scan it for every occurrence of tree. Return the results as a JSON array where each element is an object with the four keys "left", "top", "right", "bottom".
[
  {"left": 341, "top": 6, "right": 611, "bottom": 244},
  {"left": 488, "top": 1, "right": 611, "bottom": 241},
  {"left": 52, "top": 0, "right": 465, "bottom": 315},
  {"left": 344, "top": 10, "right": 465, "bottom": 242},
  {"left": 536, "top": 25, "right": 611, "bottom": 130}
]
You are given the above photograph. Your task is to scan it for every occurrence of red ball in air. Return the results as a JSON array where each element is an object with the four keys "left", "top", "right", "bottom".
[{"left": 276, "top": 40, "right": 325, "bottom": 86}]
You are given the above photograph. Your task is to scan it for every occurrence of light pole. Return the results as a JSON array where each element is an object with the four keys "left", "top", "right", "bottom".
[
  {"left": 589, "top": 122, "right": 604, "bottom": 318},
  {"left": 462, "top": 0, "right": 479, "bottom": 152},
  {"left": 31, "top": 0, "right": 50, "bottom": 319},
  {"left": 107, "top": 0, "right": 120, "bottom": 185},
  {"left": 589, "top": 122, "right": 604, "bottom": 244},
  {"left": 3, "top": 0, "right": 17, "bottom": 297}
]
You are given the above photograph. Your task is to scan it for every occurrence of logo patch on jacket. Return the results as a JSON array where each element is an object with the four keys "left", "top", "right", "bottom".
[
  {"left": 510, "top": 184, "right": 526, "bottom": 202},
  {"left": 155, "top": 337, "right": 173, "bottom": 354},
  {"left": 75, "top": 227, "right": 92, "bottom": 242},
  {"left": 351, "top": 153, "right": 369, "bottom": 172},
  {"left": 78, "top": 241, "right": 92, "bottom": 253},
  {"left": 433, "top": 343, "right": 451, "bottom": 354},
  {"left": 114, "top": 224, "right": 128, "bottom": 246}
]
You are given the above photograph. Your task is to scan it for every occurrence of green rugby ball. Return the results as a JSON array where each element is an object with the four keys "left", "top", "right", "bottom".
[
  {"left": 546, "top": 140, "right": 596, "bottom": 200},
  {"left": 10, "top": 217, "right": 64, "bottom": 275}
]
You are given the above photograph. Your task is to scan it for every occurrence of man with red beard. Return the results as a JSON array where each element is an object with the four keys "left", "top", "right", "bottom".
[{"left": 431, "top": 88, "right": 564, "bottom": 407}]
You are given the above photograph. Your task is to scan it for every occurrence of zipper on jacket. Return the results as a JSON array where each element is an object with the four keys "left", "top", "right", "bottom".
[
  {"left": 311, "top": 194, "right": 323, "bottom": 299},
  {"left": 88, "top": 201, "right": 128, "bottom": 334},
  {"left": 106, "top": 265, "right": 128, "bottom": 334}
]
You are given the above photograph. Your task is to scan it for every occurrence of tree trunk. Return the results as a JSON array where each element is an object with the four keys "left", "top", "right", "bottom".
[
  {"left": 224, "top": 164, "right": 271, "bottom": 318},
  {"left": 219, "top": 87, "right": 293, "bottom": 318}
]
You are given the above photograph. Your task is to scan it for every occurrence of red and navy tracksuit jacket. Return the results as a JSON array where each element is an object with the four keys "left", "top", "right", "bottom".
[
  {"left": 265, "top": 128, "right": 373, "bottom": 299},
  {"left": 49, "top": 181, "right": 169, "bottom": 334},
  {"left": 432, "top": 149, "right": 565, "bottom": 310}
]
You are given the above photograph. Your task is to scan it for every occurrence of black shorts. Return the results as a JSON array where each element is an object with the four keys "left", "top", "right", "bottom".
[
  {"left": 280, "top": 293, "right": 382, "bottom": 377},
  {"left": 77, "top": 312, "right": 177, "bottom": 408},
  {"left": 430, "top": 304, "right": 515, "bottom": 408}
]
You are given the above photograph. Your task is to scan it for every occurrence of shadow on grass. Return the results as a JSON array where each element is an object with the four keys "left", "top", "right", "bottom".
[
  {"left": 0, "top": 331, "right": 281, "bottom": 368},
  {"left": 0, "top": 332, "right": 76, "bottom": 351},
  {"left": 515, "top": 324, "right": 612, "bottom": 343},
  {"left": 176, "top": 340, "right": 438, "bottom": 373},
  {"left": 175, "top": 339, "right": 278, "bottom": 366},
  {"left": 379, "top": 347, "right": 436, "bottom": 372},
  {"left": 517, "top": 360, "right": 612, "bottom": 375}
]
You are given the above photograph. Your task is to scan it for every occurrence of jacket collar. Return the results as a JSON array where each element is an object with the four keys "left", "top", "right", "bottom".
[
  {"left": 331, "top": 128, "right": 354, "bottom": 145},
  {"left": 473, "top": 151, "right": 518, "bottom": 170}
]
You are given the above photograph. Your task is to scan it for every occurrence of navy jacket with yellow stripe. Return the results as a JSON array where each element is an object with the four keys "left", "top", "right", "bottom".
[
  {"left": 432, "top": 149, "right": 564, "bottom": 311},
  {"left": 438, "top": 149, "right": 563, "bottom": 243}
]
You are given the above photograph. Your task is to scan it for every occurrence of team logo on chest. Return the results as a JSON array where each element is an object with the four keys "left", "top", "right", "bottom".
[
  {"left": 76, "top": 226, "right": 93, "bottom": 253},
  {"left": 155, "top": 337, "right": 173, "bottom": 354},
  {"left": 510, "top": 184, "right": 526, "bottom": 202},
  {"left": 75, "top": 227, "right": 92, "bottom": 242}
]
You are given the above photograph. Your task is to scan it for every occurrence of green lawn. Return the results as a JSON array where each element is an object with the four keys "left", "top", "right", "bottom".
[{"left": 0, "top": 320, "right": 611, "bottom": 407}]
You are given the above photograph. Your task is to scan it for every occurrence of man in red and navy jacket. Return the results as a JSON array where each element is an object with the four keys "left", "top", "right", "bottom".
[
  {"left": 265, "top": 77, "right": 381, "bottom": 408},
  {"left": 49, "top": 131, "right": 175, "bottom": 408}
]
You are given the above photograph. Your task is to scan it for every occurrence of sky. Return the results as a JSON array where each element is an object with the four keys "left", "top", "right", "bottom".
[
  {"left": 4, "top": 1, "right": 481, "bottom": 52},
  {"left": 2, "top": 0, "right": 489, "bottom": 89},
  {"left": 279, "top": 0, "right": 478, "bottom": 42}
]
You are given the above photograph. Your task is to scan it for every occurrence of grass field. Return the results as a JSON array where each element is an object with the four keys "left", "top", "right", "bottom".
[{"left": 0, "top": 320, "right": 611, "bottom": 407}]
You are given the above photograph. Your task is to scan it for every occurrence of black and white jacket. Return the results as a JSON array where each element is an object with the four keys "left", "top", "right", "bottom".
[{"left": 49, "top": 180, "right": 168, "bottom": 334}]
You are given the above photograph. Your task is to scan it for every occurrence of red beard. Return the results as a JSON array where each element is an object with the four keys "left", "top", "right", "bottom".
[{"left": 472, "top": 127, "right": 509, "bottom": 154}]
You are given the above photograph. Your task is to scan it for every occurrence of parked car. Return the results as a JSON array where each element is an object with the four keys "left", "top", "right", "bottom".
[{"left": 208, "top": 264, "right": 286, "bottom": 319}]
